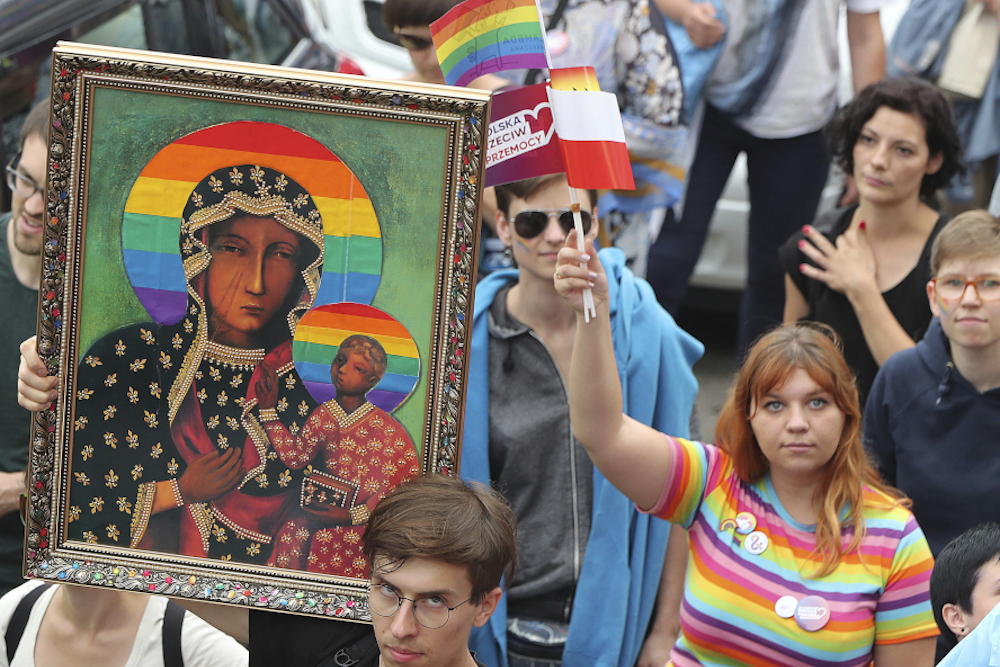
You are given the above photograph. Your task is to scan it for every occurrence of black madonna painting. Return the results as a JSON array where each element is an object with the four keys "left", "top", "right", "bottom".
[{"left": 67, "top": 122, "right": 420, "bottom": 578}]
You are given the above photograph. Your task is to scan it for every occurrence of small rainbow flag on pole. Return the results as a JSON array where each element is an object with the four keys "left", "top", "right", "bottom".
[{"left": 430, "top": 0, "right": 550, "bottom": 87}]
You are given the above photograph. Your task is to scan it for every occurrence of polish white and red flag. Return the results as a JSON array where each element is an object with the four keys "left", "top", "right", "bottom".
[{"left": 546, "top": 67, "right": 635, "bottom": 191}]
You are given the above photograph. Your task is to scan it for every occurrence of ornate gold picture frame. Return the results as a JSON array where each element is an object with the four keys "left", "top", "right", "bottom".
[{"left": 26, "top": 42, "right": 488, "bottom": 620}]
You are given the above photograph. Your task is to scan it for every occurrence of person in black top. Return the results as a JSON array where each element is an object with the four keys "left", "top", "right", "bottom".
[{"left": 781, "top": 77, "right": 962, "bottom": 401}]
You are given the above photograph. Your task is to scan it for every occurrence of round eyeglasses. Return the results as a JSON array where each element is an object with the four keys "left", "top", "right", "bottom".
[
  {"left": 5, "top": 154, "right": 44, "bottom": 200},
  {"left": 932, "top": 276, "right": 1000, "bottom": 302},
  {"left": 368, "top": 582, "right": 472, "bottom": 629}
]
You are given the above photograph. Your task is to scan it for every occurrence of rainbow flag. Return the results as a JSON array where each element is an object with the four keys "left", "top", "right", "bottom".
[
  {"left": 121, "top": 122, "right": 382, "bottom": 324},
  {"left": 549, "top": 66, "right": 600, "bottom": 92},
  {"left": 431, "top": 0, "right": 549, "bottom": 87},
  {"left": 292, "top": 303, "right": 420, "bottom": 414}
]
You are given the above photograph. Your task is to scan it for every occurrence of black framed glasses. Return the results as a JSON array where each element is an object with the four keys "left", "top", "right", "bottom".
[
  {"left": 394, "top": 31, "right": 434, "bottom": 51},
  {"left": 368, "top": 582, "right": 472, "bottom": 629},
  {"left": 5, "top": 153, "right": 44, "bottom": 200},
  {"left": 932, "top": 275, "right": 1000, "bottom": 302},
  {"left": 512, "top": 209, "right": 592, "bottom": 239}
]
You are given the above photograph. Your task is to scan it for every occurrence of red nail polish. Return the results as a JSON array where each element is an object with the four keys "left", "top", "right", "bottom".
[
  {"left": 859, "top": 221, "right": 866, "bottom": 231},
  {"left": 798, "top": 240, "right": 806, "bottom": 248},
  {"left": 799, "top": 263, "right": 807, "bottom": 272},
  {"left": 802, "top": 225, "right": 809, "bottom": 234}
]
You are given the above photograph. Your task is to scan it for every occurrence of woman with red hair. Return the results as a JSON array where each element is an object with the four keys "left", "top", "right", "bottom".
[{"left": 554, "top": 233, "right": 938, "bottom": 666}]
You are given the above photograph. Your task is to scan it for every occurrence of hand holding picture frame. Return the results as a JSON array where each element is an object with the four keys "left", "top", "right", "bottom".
[{"left": 25, "top": 42, "right": 489, "bottom": 620}]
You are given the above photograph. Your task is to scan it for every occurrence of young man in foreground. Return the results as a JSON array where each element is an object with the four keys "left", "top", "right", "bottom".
[{"left": 248, "top": 474, "right": 518, "bottom": 667}]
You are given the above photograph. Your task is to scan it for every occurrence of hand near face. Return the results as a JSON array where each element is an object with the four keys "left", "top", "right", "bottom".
[
  {"left": 254, "top": 364, "right": 279, "bottom": 409},
  {"left": 554, "top": 231, "right": 608, "bottom": 312},
  {"left": 797, "top": 224, "right": 878, "bottom": 299},
  {"left": 177, "top": 448, "right": 244, "bottom": 504}
]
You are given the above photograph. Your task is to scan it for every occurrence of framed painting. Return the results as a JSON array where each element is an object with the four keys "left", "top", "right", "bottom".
[{"left": 25, "top": 42, "right": 489, "bottom": 620}]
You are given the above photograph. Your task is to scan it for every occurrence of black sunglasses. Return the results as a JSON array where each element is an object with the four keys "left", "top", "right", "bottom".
[
  {"left": 513, "top": 209, "right": 592, "bottom": 239},
  {"left": 396, "top": 32, "right": 434, "bottom": 51}
]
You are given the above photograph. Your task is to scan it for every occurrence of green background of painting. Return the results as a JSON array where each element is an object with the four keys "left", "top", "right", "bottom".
[{"left": 77, "top": 86, "right": 451, "bottom": 449}]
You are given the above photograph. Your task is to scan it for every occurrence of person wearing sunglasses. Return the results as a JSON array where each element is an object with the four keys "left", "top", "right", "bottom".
[
  {"left": 0, "top": 100, "right": 49, "bottom": 599},
  {"left": 864, "top": 210, "right": 1000, "bottom": 661},
  {"left": 381, "top": 0, "right": 508, "bottom": 90},
  {"left": 381, "top": 0, "right": 511, "bottom": 281},
  {"left": 461, "top": 173, "right": 702, "bottom": 667}
]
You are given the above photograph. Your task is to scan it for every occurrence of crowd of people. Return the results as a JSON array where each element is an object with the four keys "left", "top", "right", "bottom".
[{"left": 4, "top": 0, "right": 1000, "bottom": 665}]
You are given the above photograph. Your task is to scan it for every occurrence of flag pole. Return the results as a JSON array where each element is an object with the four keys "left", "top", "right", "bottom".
[{"left": 534, "top": 0, "right": 596, "bottom": 321}]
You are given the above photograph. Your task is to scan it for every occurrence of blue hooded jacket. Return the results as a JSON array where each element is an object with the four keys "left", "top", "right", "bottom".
[
  {"left": 865, "top": 318, "right": 1000, "bottom": 558},
  {"left": 461, "top": 249, "right": 703, "bottom": 667}
]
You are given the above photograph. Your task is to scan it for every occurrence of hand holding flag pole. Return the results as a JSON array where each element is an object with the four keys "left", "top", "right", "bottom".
[
  {"left": 567, "top": 189, "right": 597, "bottom": 322},
  {"left": 431, "top": 0, "right": 634, "bottom": 323}
]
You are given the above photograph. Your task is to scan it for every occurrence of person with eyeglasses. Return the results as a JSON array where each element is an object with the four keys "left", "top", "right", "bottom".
[
  {"left": 461, "top": 173, "right": 702, "bottom": 667},
  {"left": 864, "top": 210, "right": 1000, "bottom": 661},
  {"left": 250, "top": 474, "right": 517, "bottom": 667},
  {"left": 0, "top": 100, "right": 50, "bottom": 598}
]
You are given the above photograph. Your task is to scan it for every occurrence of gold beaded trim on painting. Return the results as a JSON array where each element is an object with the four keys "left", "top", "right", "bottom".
[
  {"left": 188, "top": 502, "right": 214, "bottom": 554},
  {"left": 184, "top": 191, "right": 325, "bottom": 249},
  {"left": 239, "top": 405, "right": 271, "bottom": 489},
  {"left": 130, "top": 481, "right": 157, "bottom": 548},
  {"left": 167, "top": 292, "right": 209, "bottom": 425},
  {"left": 204, "top": 342, "right": 265, "bottom": 371},
  {"left": 210, "top": 504, "right": 272, "bottom": 544},
  {"left": 324, "top": 400, "right": 375, "bottom": 430}
]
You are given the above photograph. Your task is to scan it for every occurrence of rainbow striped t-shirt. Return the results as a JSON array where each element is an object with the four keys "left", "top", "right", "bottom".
[{"left": 645, "top": 437, "right": 937, "bottom": 667}]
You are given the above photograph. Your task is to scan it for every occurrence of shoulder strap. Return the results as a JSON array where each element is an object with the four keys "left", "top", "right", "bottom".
[
  {"left": 326, "top": 630, "right": 379, "bottom": 667},
  {"left": 6, "top": 584, "right": 50, "bottom": 663},
  {"left": 162, "top": 601, "right": 185, "bottom": 667},
  {"left": 523, "top": 0, "right": 573, "bottom": 85}
]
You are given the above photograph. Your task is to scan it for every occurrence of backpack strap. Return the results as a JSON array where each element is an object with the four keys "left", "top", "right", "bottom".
[
  {"left": 162, "top": 601, "right": 185, "bottom": 667},
  {"left": 5, "top": 584, "right": 51, "bottom": 663},
  {"left": 327, "top": 630, "right": 379, "bottom": 667}
]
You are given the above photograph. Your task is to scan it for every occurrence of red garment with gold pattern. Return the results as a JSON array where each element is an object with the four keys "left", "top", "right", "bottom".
[{"left": 263, "top": 399, "right": 419, "bottom": 577}]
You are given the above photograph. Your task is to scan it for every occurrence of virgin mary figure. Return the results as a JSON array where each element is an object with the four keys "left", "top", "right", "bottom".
[{"left": 68, "top": 164, "right": 325, "bottom": 565}]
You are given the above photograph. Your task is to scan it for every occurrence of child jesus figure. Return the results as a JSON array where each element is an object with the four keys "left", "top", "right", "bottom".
[{"left": 255, "top": 334, "right": 419, "bottom": 577}]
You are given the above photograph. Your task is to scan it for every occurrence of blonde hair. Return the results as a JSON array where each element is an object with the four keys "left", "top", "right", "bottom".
[
  {"left": 930, "top": 210, "right": 1000, "bottom": 276},
  {"left": 715, "top": 323, "right": 908, "bottom": 577}
]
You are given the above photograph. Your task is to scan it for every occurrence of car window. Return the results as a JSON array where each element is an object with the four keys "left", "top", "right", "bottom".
[{"left": 216, "top": 0, "right": 297, "bottom": 65}]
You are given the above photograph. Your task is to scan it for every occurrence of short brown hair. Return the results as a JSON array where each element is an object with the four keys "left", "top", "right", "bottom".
[
  {"left": 930, "top": 210, "right": 1000, "bottom": 276},
  {"left": 382, "top": 0, "right": 462, "bottom": 32},
  {"left": 20, "top": 99, "right": 50, "bottom": 149},
  {"left": 494, "top": 174, "right": 598, "bottom": 217},
  {"left": 338, "top": 334, "right": 388, "bottom": 380},
  {"left": 363, "top": 475, "right": 517, "bottom": 601}
]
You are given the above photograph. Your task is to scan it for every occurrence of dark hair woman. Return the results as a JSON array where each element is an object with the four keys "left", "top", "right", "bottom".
[{"left": 781, "top": 77, "right": 963, "bottom": 401}]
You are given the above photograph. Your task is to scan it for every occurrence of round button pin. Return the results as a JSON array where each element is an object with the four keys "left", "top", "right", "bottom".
[
  {"left": 743, "top": 530, "right": 769, "bottom": 555},
  {"left": 774, "top": 595, "right": 797, "bottom": 619},
  {"left": 734, "top": 511, "right": 757, "bottom": 535},
  {"left": 546, "top": 30, "right": 569, "bottom": 57},
  {"left": 794, "top": 595, "right": 831, "bottom": 632}
]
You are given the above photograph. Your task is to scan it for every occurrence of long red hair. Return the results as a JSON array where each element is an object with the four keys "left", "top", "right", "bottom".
[{"left": 714, "top": 323, "right": 907, "bottom": 577}]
